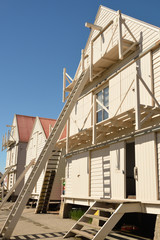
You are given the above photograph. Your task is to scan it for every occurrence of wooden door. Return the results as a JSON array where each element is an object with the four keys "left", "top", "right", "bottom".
[{"left": 135, "top": 133, "right": 157, "bottom": 201}]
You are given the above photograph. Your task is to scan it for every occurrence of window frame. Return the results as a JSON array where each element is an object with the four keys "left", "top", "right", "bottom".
[{"left": 96, "top": 86, "right": 109, "bottom": 123}]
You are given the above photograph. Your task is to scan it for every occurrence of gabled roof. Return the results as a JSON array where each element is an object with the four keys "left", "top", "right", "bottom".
[
  {"left": 84, "top": 5, "right": 160, "bottom": 54},
  {"left": 39, "top": 117, "right": 56, "bottom": 138},
  {"left": 16, "top": 115, "right": 36, "bottom": 143},
  {"left": 39, "top": 117, "right": 67, "bottom": 140}
]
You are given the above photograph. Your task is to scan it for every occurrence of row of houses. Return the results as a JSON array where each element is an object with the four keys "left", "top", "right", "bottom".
[
  {"left": 1, "top": 5, "right": 160, "bottom": 240},
  {"left": 2, "top": 114, "right": 66, "bottom": 203}
]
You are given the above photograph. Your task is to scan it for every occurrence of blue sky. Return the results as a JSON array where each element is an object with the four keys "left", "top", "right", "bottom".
[{"left": 0, "top": 0, "right": 160, "bottom": 173}]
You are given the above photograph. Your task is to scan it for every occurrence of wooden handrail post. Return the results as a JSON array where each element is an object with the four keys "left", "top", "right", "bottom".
[
  {"left": 92, "top": 94, "right": 97, "bottom": 144},
  {"left": 90, "top": 41, "right": 93, "bottom": 82},
  {"left": 135, "top": 66, "right": 141, "bottom": 130},
  {"left": 117, "top": 10, "right": 123, "bottom": 60},
  {"left": 66, "top": 118, "right": 70, "bottom": 154}
]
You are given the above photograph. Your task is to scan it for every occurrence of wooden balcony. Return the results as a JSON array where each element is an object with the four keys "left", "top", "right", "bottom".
[
  {"left": 62, "top": 11, "right": 139, "bottom": 102},
  {"left": 56, "top": 105, "right": 160, "bottom": 152},
  {"left": 93, "top": 39, "right": 138, "bottom": 73}
]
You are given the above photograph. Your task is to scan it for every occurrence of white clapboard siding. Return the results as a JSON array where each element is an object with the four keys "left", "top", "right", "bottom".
[
  {"left": 156, "top": 132, "right": 160, "bottom": 199},
  {"left": 109, "top": 62, "right": 136, "bottom": 117},
  {"left": 105, "top": 52, "right": 152, "bottom": 117},
  {"left": 135, "top": 133, "right": 157, "bottom": 201},
  {"left": 110, "top": 141, "right": 125, "bottom": 199},
  {"left": 139, "top": 53, "right": 152, "bottom": 106},
  {"left": 5, "top": 116, "right": 20, "bottom": 191},
  {"left": 25, "top": 118, "right": 46, "bottom": 196},
  {"left": 153, "top": 48, "right": 160, "bottom": 103},
  {"left": 70, "top": 93, "right": 92, "bottom": 136},
  {"left": 65, "top": 159, "right": 72, "bottom": 196},
  {"left": 91, "top": 147, "right": 110, "bottom": 198}
]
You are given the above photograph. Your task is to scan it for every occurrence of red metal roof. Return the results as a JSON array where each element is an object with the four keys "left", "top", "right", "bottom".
[
  {"left": 39, "top": 117, "right": 67, "bottom": 140},
  {"left": 59, "top": 125, "right": 67, "bottom": 140},
  {"left": 39, "top": 117, "right": 56, "bottom": 138},
  {"left": 16, "top": 115, "right": 66, "bottom": 143},
  {"left": 16, "top": 115, "right": 36, "bottom": 142}
]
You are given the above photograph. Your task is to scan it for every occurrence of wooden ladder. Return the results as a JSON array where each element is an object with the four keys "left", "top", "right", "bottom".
[
  {"left": 0, "top": 160, "right": 35, "bottom": 210},
  {"left": 0, "top": 187, "right": 4, "bottom": 201},
  {"left": 0, "top": 68, "right": 89, "bottom": 240},
  {"left": 64, "top": 200, "right": 142, "bottom": 240},
  {"left": 35, "top": 149, "right": 62, "bottom": 213}
]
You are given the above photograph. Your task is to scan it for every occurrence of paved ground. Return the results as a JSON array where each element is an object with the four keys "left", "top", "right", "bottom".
[
  {"left": 0, "top": 203, "right": 152, "bottom": 240},
  {"left": 0, "top": 204, "right": 76, "bottom": 240}
]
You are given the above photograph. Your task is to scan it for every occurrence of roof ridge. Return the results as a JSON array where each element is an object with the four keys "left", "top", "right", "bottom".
[
  {"left": 16, "top": 114, "right": 36, "bottom": 119},
  {"left": 39, "top": 117, "right": 56, "bottom": 121}
]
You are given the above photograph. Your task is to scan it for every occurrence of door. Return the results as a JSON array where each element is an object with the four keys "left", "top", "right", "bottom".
[
  {"left": 135, "top": 133, "right": 157, "bottom": 201},
  {"left": 72, "top": 152, "right": 89, "bottom": 198},
  {"left": 110, "top": 141, "right": 125, "bottom": 199},
  {"left": 126, "top": 142, "right": 136, "bottom": 198}
]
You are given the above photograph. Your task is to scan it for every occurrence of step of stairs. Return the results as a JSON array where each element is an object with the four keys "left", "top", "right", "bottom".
[
  {"left": 71, "top": 229, "right": 94, "bottom": 240},
  {"left": 91, "top": 206, "right": 115, "bottom": 213},
  {"left": 64, "top": 201, "right": 142, "bottom": 240},
  {"left": 85, "top": 214, "right": 109, "bottom": 221},
  {"left": 77, "top": 221, "right": 101, "bottom": 230}
]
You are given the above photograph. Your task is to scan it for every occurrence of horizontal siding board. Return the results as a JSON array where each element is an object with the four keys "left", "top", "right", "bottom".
[{"left": 91, "top": 147, "right": 110, "bottom": 198}]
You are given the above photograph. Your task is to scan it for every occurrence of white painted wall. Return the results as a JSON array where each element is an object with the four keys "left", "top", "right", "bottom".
[
  {"left": 69, "top": 93, "right": 92, "bottom": 136},
  {"left": 5, "top": 115, "right": 20, "bottom": 192},
  {"left": 25, "top": 117, "right": 46, "bottom": 196},
  {"left": 153, "top": 47, "right": 160, "bottom": 104}
]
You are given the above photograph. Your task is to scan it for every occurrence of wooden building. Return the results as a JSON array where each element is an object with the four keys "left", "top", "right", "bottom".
[
  {"left": 2, "top": 114, "right": 35, "bottom": 199},
  {"left": 1, "top": 5, "right": 160, "bottom": 240},
  {"left": 57, "top": 6, "right": 160, "bottom": 239},
  {"left": 25, "top": 116, "right": 66, "bottom": 204}
]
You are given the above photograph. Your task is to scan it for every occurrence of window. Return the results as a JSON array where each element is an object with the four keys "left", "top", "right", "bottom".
[{"left": 96, "top": 86, "right": 109, "bottom": 123}]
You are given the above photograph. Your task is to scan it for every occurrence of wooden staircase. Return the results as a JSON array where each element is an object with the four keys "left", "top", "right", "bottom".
[
  {"left": 35, "top": 150, "right": 62, "bottom": 213},
  {"left": 0, "top": 160, "right": 35, "bottom": 210},
  {"left": 64, "top": 200, "right": 142, "bottom": 240},
  {"left": 0, "top": 187, "right": 4, "bottom": 201},
  {"left": 0, "top": 68, "right": 89, "bottom": 240}
]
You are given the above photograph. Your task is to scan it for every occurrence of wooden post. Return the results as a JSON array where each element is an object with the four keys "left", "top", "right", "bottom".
[
  {"left": 63, "top": 68, "right": 66, "bottom": 102},
  {"left": 135, "top": 66, "right": 141, "bottom": 130},
  {"left": 150, "top": 51, "right": 155, "bottom": 107},
  {"left": 92, "top": 94, "right": 97, "bottom": 144},
  {"left": 154, "top": 133, "right": 159, "bottom": 200},
  {"left": 90, "top": 42, "right": 93, "bottom": 81},
  {"left": 66, "top": 118, "right": 70, "bottom": 154},
  {"left": 117, "top": 10, "right": 123, "bottom": 60},
  {"left": 88, "top": 150, "right": 91, "bottom": 197},
  {"left": 81, "top": 49, "right": 84, "bottom": 72}
]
